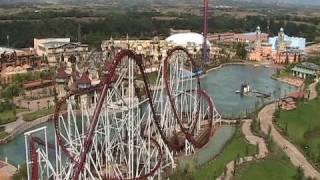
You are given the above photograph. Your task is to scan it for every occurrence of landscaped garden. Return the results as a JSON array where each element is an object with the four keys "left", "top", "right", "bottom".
[
  {"left": 0, "top": 127, "right": 9, "bottom": 139},
  {"left": 171, "top": 126, "right": 257, "bottom": 179},
  {"left": 0, "top": 101, "right": 18, "bottom": 125},
  {"left": 276, "top": 96, "right": 320, "bottom": 169},
  {"left": 22, "top": 107, "right": 54, "bottom": 122},
  {"left": 234, "top": 117, "right": 305, "bottom": 180},
  {"left": 235, "top": 149, "right": 301, "bottom": 180}
]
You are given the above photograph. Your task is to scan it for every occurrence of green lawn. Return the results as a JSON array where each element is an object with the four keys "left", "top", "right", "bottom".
[
  {"left": 277, "top": 99, "right": 320, "bottom": 168},
  {"left": 142, "top": 71, "right": 160, "bottom": 85},
  {"left": 16, "top": 108, "right": 27, "bottom": 114},
  {"left": 0, "top": 111, "right": 16, "bottom": 125},
  {"left": 23, "top": 108, "right": 54, "bottom": 122},
  {"left": 235, "top": 158, "right": 297, "bottom": 180},
  {"left": 235, "top": 137, "right": 302, "bottom": 180},
  {"left": 172, "top": 126, "right": 257, "bottom": 179},
  {"left": 0, "top": 127, "right": 9, "bottom": 139}
]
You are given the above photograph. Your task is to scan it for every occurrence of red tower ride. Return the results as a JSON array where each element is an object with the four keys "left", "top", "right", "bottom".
[{"left": 203, "top": 0, "right": 209, "bottom": 63}]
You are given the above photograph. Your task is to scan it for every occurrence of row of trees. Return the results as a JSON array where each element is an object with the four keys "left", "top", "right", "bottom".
[{"left": 0, "top": 11, "right": 318, "bottom": 48}]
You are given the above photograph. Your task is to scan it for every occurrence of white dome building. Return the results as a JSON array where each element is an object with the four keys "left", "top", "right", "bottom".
[{"left": 165, "top": 32, "right": 211, "bottom": 47}]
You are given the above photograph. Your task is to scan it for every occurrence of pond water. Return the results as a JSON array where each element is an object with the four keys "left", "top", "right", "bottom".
[
  {"left": 0, "top": 64, "right": 298, "bottom": 166},
  {"left": 202, "top": 64, "right": 297, "bottom": 117}
]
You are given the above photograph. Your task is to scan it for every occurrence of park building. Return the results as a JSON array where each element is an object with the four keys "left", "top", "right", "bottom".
[
  {"left": 234, "top": 31, "right": 269, "bottom": 43},
  {"left": 165, "top": 32, "right": 220, "bottom": 61},
  {"left": 0, "top": 47, "right": 45, "bottom": 85},
  {"left": 305, "top": 43, "right": 320, "bottom": 57},
  {"left": 34, "top": 38, "right": 89, "bottom": 67},
  {"left": 291, "top": 62, "right": 319, "bottom": 79},
  {"left": 247, "top": 27, "right": 304, "bottom": 64},
  {"left": 246, "top": 26, "right": 273, "bottom": 62},
  {"left": 102, "top": 32, "right": 221, "bottom": 67},
  {"left": 208, "top": 32, "right": 236, "bottom": 43},
  {"left": 101, "top": 35, "right": 168, "bottom": 67},
  {"left": 208, "top": 30, "right": 269, "bottom": 44},
  {"left": 55, "top": 65, "right": 100, "bottom": 100},
  {"left": 269, "top": 28, "right": 305, "bottom": 64}
]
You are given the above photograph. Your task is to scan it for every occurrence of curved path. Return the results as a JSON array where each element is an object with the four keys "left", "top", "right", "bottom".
[
  {"left": 217, "top": 120, "right": 268, "bottom": 180},
  {"left": 259, "top": 103, "right": 320, "bottom": 179},
  {"left": 308, "top": 80, "right": 318, "bottom": 100}
]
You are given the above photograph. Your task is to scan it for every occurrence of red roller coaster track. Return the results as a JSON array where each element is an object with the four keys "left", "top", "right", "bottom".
[
  {"left": 70, "top": 50, "right": 155, "bottom": 179},
  {"left": 163, "top": 46, "right": 214, "bottom": 148},
  {"left": 30, "top": 48, "right": 215, "bottom": 180}
]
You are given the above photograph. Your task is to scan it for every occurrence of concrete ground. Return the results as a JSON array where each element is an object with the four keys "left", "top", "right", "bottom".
[{"left": 0, "top": 161, "right": 17, "bottom": 180}]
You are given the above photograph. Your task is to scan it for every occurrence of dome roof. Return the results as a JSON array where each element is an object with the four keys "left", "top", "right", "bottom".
[{"left": 166, "top": 32, "right": 211, "bottom": 47}]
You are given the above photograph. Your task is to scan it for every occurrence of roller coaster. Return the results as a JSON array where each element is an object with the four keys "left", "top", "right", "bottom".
[{"left": 24, "top": 46, "right": 221, "bottom": 180}]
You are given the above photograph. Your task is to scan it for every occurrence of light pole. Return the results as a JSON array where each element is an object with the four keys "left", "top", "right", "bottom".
[{"left": 6, "top": 35, "right": 10, "bottom": 48}]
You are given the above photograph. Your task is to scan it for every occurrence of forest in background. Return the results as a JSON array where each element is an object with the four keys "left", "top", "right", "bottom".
[{"left": 0, "top": 8, "right": 319, "bottom": 48}]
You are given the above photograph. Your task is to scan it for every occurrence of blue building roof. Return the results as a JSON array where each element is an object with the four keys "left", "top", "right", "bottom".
[{"left": 269, "top": 35, "right": 306, "bottom": 51}]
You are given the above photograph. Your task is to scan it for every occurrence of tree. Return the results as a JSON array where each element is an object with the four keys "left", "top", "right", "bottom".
[
  {"left": 245, "top": 145, "right": 249, "bottom": 156},
  {"left": 293, "top": 166, "right": 304, "bottom": 180},
  {"left": 17, "top": 99, "right": 21, "bottom": 108},
  {"left": 235, "top": 43, "right": 247, "bottom": 60},
  {"left": 27, "top": 101, "right": 30, "bottom": 111},
  {"left": 12, "top": 164, "right": 28, "bottom": 180},
  {"left": 47, "top": 100, "right": 50, "bottom": 109},
  {"left": 37, "top": 101, "right": 40, "bottom": 110},
  {"left": 284, "top": 122, "right": 288, "bottom": 135}
]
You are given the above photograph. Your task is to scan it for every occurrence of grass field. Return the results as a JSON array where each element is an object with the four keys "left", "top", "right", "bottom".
[
  {"left": 0, "top": 111, "right": 16, "bottom": 125},
  {"left": 235, "top": 136, "right": 301, "bottom": 180},
  {"left": 0, "top": 127, "right": 9, "bottom": 139},
  {"left": 172, "top": 126, "right": 257, "bottom": 179},
  {"left": 235, "top": 158, "right": 297, "bottom": 180},
  {"left": 23, "top": 108, "right": 54, "bottom": 122},
  {"left": 276, "top": 97, "right": 320, "bottom": 169}
]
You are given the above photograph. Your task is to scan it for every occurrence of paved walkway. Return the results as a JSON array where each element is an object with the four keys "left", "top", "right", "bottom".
[
  {"left": 259, "top": 103, "right": 320, "bottom": 179},
  {"left": 217, "top": 120, "right": 268, "bottom": 180},
  {"left": 308, "top": 80, "right": 318, "bottom": 100}
]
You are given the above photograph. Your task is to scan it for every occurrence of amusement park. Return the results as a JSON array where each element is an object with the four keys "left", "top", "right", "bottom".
[
  {"left": 24, "top": 45, "right": 219, "bottom": 179},
  {"left": 1, "top": 0, "right": 320, "bottom": 179}
]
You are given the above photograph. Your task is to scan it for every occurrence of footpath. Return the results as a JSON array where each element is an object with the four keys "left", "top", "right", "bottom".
[
  {"left": 259, "top": 103, "right": 320, "bottom": 179},
  {"left": 217, "top": 120, "right": 268, "bottom": 180}
]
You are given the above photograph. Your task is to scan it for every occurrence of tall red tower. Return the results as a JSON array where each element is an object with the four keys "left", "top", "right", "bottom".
[{"left": 203, "top": 0, "right": 209, "bottom": 63}]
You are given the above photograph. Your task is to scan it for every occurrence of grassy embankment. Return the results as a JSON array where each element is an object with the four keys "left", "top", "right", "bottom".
[
  {"left": 275, "top": 84, "right": 320, "bottom": 170},
  {"left": 0, "top": 127, "right": 9, "bottom": 139},
  {"left": 0, "top": 111, "right": 16, "bottom": 125},
  {"left": 235, "top": 144, "right": 299, "bottom": 180},
  {"left": 0, "top": 108, "right": 26, "bottom": 125},
  {"left": 235, "top": 97, "right": 311, "bottom": 180},
  {"left": 22, "top": 107, "right": 54, "bottom": 122},
  {"left": 171, "top": 126, "right": 256, "bottom": 179}
]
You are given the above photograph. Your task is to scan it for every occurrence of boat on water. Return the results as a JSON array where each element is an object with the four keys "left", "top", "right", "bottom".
[
  {"left": 240, "top": 82, "right": 250, "bottom": 95},
  {"left": 235, "top": 82, "right": 251, "bottom": 95}
]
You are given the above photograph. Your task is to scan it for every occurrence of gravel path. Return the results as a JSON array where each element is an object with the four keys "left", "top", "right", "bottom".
[
  {"left": 308, "top": 80, "right": 318, "bottom": 100},
  {"left": 217, "top": 120, "right": 268, "bottom": 180},
  {"left": 259, "top": 103, "right": 320, "bottom": 179}
]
